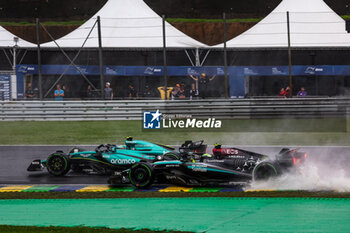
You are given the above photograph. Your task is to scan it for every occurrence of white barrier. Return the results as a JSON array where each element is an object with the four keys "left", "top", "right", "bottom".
[{"left": 0, "top": 98, "right": 349, "bottom": 121}]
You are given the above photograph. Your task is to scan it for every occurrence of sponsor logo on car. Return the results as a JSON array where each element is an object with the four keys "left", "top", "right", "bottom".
[
  {"left": 204, "top": 160, "right": 224, "bottom": 163},
  {"left": 110, "top": 159, "right": 136, "bottom": 165},
  {"left": 227, "top": 155, "right": 246, "bottom": 159},
  {"left": 189, "top": 164, "right": 208, "bottom": 172},
  {"left": 192, "top": 167, "right": 207, "bottom": 172},
  {"left": 166, "top": 164, "right": 180, "bottom": 167},
  {"left": 222, "top": 149, "right": 239, "bottom": 155}
]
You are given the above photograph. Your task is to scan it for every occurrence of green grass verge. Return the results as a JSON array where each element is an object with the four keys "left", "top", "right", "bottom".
[
  {"left": 0, "top": 191, "right": 349, "bottom": 199},
  {"left": 0, "top": 225, "right": 191, "bottom": 233},
  {"left": 341, "top": 15, "right": 350, "bottom": 20},
  {"left": 0, "top": 118, "right": 348, "bottom": 145}
]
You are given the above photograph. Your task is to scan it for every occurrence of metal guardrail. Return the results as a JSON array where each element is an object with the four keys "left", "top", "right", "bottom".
[{"left": 0, "top": 98, "right": 349, "bottom": 121}]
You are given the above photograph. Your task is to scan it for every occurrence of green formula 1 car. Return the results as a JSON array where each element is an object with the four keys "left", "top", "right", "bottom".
[{"left": 27, "top": 137, "right": 207, "bottom": 176}]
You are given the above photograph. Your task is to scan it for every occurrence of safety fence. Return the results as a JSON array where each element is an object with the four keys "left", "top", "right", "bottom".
[{"left": 0, "top": 98, "right": 349, "bottom": 121}]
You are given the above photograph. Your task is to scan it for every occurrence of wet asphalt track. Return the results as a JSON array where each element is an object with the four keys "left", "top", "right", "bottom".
[{"left": 0, "top": 145, "right": 349, "bottom": 184}]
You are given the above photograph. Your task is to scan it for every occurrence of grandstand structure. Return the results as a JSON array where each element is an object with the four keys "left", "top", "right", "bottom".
[
  {"left": 0, "top": 0, "right": 350, "bottom": 100},
  {"left": 1, "top": 0, "right": 350, "bottom": 20},
  {"left": 212, "top": 0, "right": 350, "bottom": 96},
  {"left": 41, "top": 0, "right": 205, "bottom": 48},
  {"left": 215, "top": 0, "right": 350, "bottom": 48}
]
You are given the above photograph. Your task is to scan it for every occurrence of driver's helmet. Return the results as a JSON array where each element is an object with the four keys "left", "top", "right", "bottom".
[
  {"left": 214, "top": 144, "right": 222, "bottom": 149},
  {"left": 202, "top": 154, "right": 212, "bottom": 158},
  {"left": 109, "top": 145, "right": 117, "bottom": 152},
  {"left": 125, "top": 137, "right": 136, "bottom": 149}
]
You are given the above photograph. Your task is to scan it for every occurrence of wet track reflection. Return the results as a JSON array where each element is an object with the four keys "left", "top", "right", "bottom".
[{"left": 0, "top": 145, "right": 349, "bottom": 185}]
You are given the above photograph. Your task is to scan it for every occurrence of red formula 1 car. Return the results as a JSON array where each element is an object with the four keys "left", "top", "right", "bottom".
[{"left": 108, "top": 141, "right": 307, "bottom": 188}]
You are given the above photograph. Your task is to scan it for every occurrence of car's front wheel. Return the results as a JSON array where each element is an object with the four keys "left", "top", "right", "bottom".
[
  {"left": 46, "top": 152, "right": 71, "bottom": 176},
  {"left": 129, "top": 163, "right": 154, "bottom": 188}
]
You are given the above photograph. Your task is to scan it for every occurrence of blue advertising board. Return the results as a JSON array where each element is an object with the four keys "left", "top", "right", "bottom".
[
  {"left": 16, "top": 64, "right": 350, "bottom": 99},
  {"left": 0, "top": 74, "right": 11, "bottom": 101}
]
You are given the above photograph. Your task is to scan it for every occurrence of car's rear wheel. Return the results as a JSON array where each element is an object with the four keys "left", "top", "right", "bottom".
[
  {"left": 163, "top": 152, "right": 180, "bottom": 160},
  {"left": 129, "top": 163, "right": 154, "bottom": 188},
  {"left": 46, "top": 152, "right": 71, "bottom": 176},
  {"left": 252, "top": 162, "right": 279, "bottom": 181}
]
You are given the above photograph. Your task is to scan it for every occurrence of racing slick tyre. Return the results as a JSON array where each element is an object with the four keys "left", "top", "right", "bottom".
[
  {"left": 163, "top": 151, "right": 181, "bottom": 160},
  {"left": 252, "top": 161, "right": 279, "bottom": 181},
  {"left": 46, "top": 152, "right": 71, "bottom": 176},
  {"left": 129, "top": 162, "right": 154, "bottom": 188}
]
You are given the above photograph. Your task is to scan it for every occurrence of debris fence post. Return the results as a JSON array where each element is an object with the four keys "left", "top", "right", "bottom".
[
  {"left": 162, "top": 15, "right": 168, "bottom": 100},
  {"left": 287, "top": 11, "right": 293, "bottom": 96},
  {"left": 97, "top": 16, "right": 105, "bottom": 100},
  {"left": 223, "top": 12, "right": 229, "bottom": 99},
  {"left": 36, "top": 18, "right": 43, "bottom": 100}
]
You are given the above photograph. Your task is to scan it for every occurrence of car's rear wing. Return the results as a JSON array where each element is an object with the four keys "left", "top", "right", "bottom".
[{"left": 276, "top": 148, "right": 307, "bottom": 166}]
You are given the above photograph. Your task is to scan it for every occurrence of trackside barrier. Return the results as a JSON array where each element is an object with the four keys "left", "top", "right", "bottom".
[{"left": 0, "top": 98, "right": 349, "bottom": 121}]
